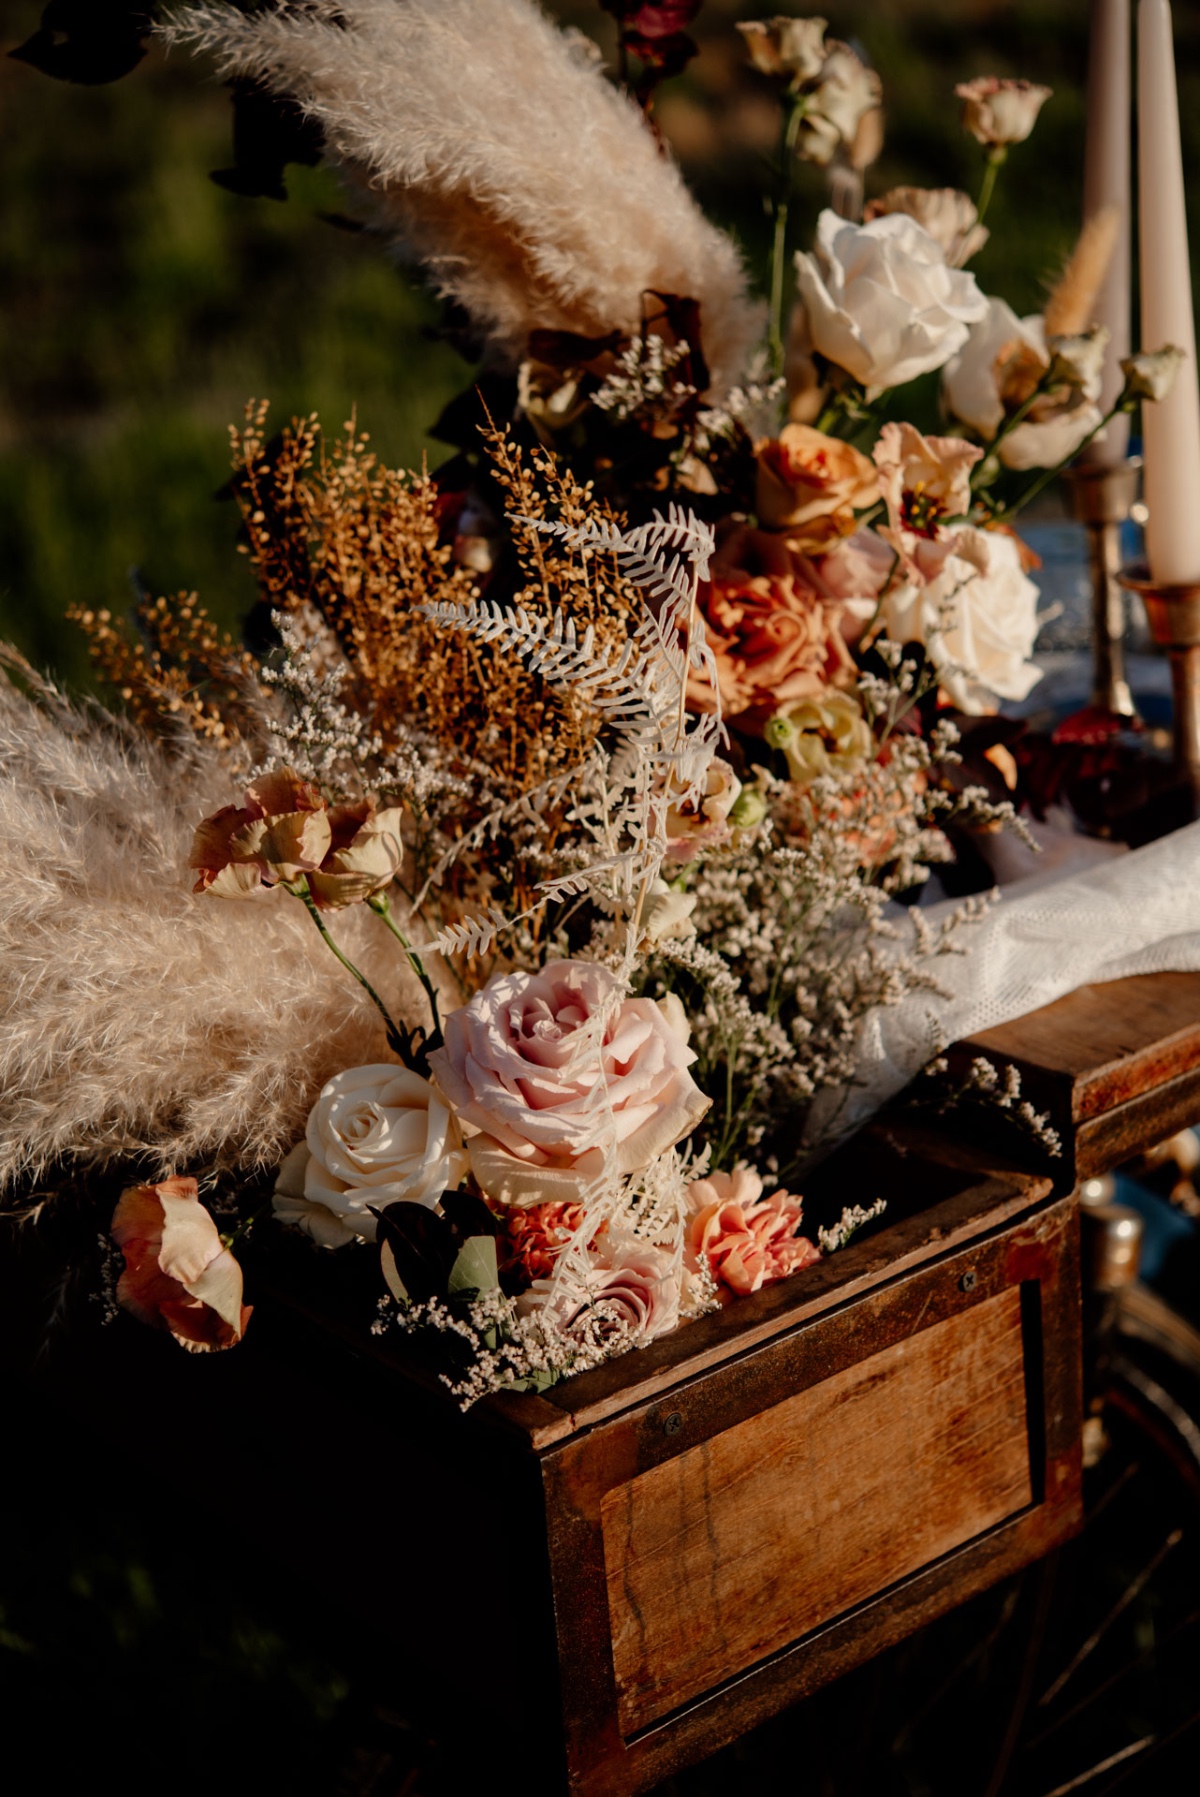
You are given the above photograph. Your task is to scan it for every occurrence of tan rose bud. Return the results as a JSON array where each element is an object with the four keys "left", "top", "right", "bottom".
[
  {"left": 955, "top": 77, "right": 1052, "bottom": 149},
  {"left": 756, "top": 423, "right": 880, "bottom": 542}
]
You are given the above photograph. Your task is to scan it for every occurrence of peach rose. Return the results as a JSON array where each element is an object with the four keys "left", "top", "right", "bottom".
[
  {"left": 686, "top": 1166, "right": 820, "bottom": 1298},
  {"left": 111, "top": 1177, "right": 250, "bottom": 1352},
  {"left": 756, "top": 424, "right": 879, "bottom": 546},
  {"left": 692, "top": 526, "right": 858, "bottom": 733},
  {"left": 428, "top": 961, "right": 711, "bottom": 1205}
]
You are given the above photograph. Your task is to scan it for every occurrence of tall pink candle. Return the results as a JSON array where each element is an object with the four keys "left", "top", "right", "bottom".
[
  {"left": 1138, "top": 0, "right": 1200, "bottom": 584},
  {"left": 1081, "top": 0, "right": 1131, "bottom": 464}
]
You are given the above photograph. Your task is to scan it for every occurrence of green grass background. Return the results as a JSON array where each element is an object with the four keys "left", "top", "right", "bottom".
[{"left": 2, "top": 0, "right": 1197, "bottom": 691}]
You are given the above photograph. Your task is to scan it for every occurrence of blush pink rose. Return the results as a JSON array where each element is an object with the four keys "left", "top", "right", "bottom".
[
  {"left": 532, "top": 1239, "right": 681, "bottom": 1343},
  {"left": 686, "top": 1167, "right": 821, "bottom": 1298},
  {"left": 428, "top": 960, "right": 711, "bottom": 1205},
  {"left": 111, "top": 1176, "right": 250, "bottom": 1352}
]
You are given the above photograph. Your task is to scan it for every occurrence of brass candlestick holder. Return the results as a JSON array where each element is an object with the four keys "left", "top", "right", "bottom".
[
  {"left": 1063, "top": 457, "right": 1141, "bottom": 718},
  {"left": 1119, "top": 562, "right": 1200, "bottom": 808}
]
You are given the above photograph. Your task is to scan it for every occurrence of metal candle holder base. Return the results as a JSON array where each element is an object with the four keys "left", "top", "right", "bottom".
[
  {"left": 1119, "top": 561, "right": 1200, "bottom": 807},
  {"left": 1063, "top": 457, "right": 1141, "bottom": 718}
]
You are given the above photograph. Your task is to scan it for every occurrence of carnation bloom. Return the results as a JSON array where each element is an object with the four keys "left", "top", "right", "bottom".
[
  {"left": 499, "top": 1200, "right": 588, "bottom": 1284},
  {"left": 111, "top": 1177, "right": 250, "bottom": 1352},
  {"left": 863, "top": 186, "right": 988, "bottom": 267},
  {"left": 942, "top": 298, "right": 1105, "bottom": 470},
  {"left": 273, "top": 1064, "right": 468, "bottom": 1248},
  {"left": 428, "top": 961, "right": 711, "bottom": 1205},
  {"left": 795, "top": 208, "right": 988, "bottom": 397},
  {"left": 955, "top": 77, "right": 1052, "bottom": 149},
  {"left": 755, "top": 423, "right": 880, "bottom": 547},
  {"left": 686, "top": 1167, "right": 820, "bottom": 1298},
  {"left": 691, "top": 525, "right": 858, "bottom": 733}
]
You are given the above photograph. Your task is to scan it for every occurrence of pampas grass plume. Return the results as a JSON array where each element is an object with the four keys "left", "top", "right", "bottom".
[
  {"left": 0, "top": 661, "right": 422, "bottom": 1191},
  {"left": 159, "top": 0, "right": 760, "bottom": 393},
  {"left": 1043, "top": 205, "right": 1119, "bottom": 339}
]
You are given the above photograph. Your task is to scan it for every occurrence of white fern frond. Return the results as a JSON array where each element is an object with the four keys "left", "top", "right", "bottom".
[{"left": 408, "top": 907, "right": 509, "bottom": 959}]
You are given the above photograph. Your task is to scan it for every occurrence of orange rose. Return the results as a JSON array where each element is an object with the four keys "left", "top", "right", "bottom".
[
  {"left": 755, "top": 424, "right": 879, "bottom": 547},
  {"left": 111, "top": 1176, "right": 250, "bottom": 1352},
  {"left": 686, "top": 1167, "right": 820, "bottom": 1298},
  {"left": 690, "top": 525, "right": 857, "bottom": 733}
]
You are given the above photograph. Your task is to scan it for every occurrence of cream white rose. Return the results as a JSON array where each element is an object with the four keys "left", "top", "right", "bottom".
[
  {"left": 880, "top": 527, "right": 1042, "bottom": 713},
  {"left": 942, "top": 299, "right": 1105, "bottom": 471},
  {"left": 273, "top": 1064, "right": 468, "bottom": 1248},
  {"left": 428, "top": 960, "right": 711, "bottom": 1207},
  {"left": 795, "top": 210, "right": 988, "bottom": 397}
]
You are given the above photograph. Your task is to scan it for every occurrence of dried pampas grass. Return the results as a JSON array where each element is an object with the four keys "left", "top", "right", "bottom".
[
  {"left": 159, "top": 0, "right": 760, "bottom": 393},
  {"left": 0, "top": 654, "right": 420, "bottom": 1193}
]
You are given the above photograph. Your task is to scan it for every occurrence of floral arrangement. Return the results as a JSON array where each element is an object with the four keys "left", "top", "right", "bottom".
[{"left": 3, "top": 0, "right": 1182, "bottom": 1403}]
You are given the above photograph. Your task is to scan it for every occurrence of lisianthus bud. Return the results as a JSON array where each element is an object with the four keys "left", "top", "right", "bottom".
[
  {"left": 955, "top": 77, "right": 1052, "bottom": 149},
  {"left": 1120, "top": 345, "right": 1187, "bottom": 405},
  {"left": 729, "top": 786, "right": 769, "bottom": 830},
  {"left": 1046, "top": 326, "right": 1109, "bottom": 393},
  {"left": 864, "top": 186, "right": 989, "bottom": 268}
]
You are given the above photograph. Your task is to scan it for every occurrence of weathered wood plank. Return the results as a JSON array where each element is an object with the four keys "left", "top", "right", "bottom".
[{"left": 601, "top": 1288, "right": 1032, "bottom": 1736}]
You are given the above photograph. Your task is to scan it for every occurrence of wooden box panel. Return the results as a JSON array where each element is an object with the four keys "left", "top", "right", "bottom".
[
  {"left": 603, "top": 1288, "right": 1032, "bottom": 1736},
  {"left": 540, "top": 1173, "right": 1081, "bottom": 1795}
]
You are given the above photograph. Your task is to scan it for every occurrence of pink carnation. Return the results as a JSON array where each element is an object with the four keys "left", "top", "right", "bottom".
[{"left": 687, "top": 1166, "right": 821, "bottom": 1298}]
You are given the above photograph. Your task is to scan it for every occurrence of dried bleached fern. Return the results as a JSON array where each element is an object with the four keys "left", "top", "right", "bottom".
[
  {"left": 0, "top": 652, "right": 426, "bottom": 1195},
  {"left": 159, "top": 0, "right": 760, "bottom": 392}
]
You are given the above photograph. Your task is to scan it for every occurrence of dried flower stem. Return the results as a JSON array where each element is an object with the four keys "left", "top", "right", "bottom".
[
  {"left": 285, "top": 878, "right": 408, "bottom": 1056},
  {"left": 366, "top": 890, "right": 443, "bottom": 1050}
]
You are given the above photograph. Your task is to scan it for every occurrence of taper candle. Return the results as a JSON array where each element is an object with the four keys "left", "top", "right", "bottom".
[
  {"left": 1137, "top": 0, "right": 1200, "bottom": 583},
  {"left": 1081, "top": 0, "right": 1131, "bottom": 464}
]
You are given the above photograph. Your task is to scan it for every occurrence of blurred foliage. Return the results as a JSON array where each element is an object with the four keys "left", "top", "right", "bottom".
[{"left": 3, "top": 0, "right": 1198, "bottom": 689}]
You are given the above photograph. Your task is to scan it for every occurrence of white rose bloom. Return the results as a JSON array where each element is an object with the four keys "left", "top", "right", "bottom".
[
  {"left": 794, "top": 209, "right": 988, "bottom": 397},
  {"left": 942, "top": 299, "right": 1105, "bottom": 471},
  {"left": 274, "top": 1064, "right": 469, "bottom": 1249},
  {"left": 881, "top": 527, "right": 1042, "bottom": 714}
]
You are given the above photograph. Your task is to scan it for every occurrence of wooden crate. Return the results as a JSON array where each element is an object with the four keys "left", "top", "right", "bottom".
[
  {"left": 26, "top": 1125, "right": 1081, "bottom": 1794},
  {"left": 954, "top": 970, "right": 1200, "bottom": 1180}
]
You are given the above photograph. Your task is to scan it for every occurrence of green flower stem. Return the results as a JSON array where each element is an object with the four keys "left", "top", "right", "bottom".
[
  {"left": 285, "top": 877, "right": 407, "bottom": 1050},
  {"left": 971, "top": 374, "right": 1056, "bottom": 484},
  {"left": 992, "top": 396, "right": 1132, "bottom": 523},
  {"left": 367, "top": 890, "right": 443, "bottom": 1051},
  {"left": 221, "top": 1199, "right": 275, "bottom": 1251},
  {"left": 768, "top": 96, "right": 809, "bottom": 377},
  {"left": 975, "top": 145, "right": 1006, "bottom": 227}
]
